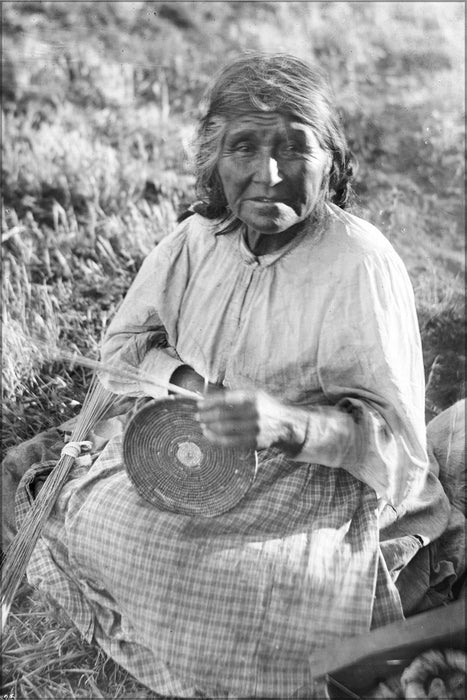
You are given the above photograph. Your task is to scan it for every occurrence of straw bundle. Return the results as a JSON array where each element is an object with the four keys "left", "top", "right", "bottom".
[
  {"left": 1, "top": 374, "right": 116, "bottom": 631},
  {"left": 1, "top": 350, "right": 201, "bottom": 631}
]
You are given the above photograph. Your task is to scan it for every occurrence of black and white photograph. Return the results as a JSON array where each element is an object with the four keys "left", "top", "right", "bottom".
[{"left": 1, "top": 2, "right": 465, "bottom": 698}]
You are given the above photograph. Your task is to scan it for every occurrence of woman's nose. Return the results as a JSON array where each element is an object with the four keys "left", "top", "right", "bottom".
[{"left": 254, "top": 156, "right": 283, "bottom": 186}]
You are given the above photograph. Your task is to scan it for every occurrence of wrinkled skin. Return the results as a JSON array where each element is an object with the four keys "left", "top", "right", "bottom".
[
  {"left": 196, "top": 390, "right": 306, "bottom": 452},
  {"left": 218, "top": 112, "right": 331, "bottom": 254}
]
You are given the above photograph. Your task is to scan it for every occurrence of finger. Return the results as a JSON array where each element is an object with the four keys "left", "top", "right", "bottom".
[
  {"left": 198, "top": 390, "right": 256, "bottom": 411},
  {"left": 198, "top": 403, "right": 257, "bottom": 420},
  {"left": 199, "top": 419, "right": 259, "bottom": 437},
  {"left": 197, "top": 406, "right": 258, "bottom": 425},
  {"left": 197, "top": 397, "right": 258, "bottom": 417},
  {"left": 201, "top": 427, "right": 257, "bottom": 450}
]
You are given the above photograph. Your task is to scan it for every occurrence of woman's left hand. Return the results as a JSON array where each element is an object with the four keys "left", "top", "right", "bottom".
[{"left": 196, "top": 390, "right": 306, "bottom": 452}]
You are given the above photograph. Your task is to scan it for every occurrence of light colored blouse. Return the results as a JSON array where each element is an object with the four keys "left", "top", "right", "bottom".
[{"left": 100, "top": 203, "right": 428, "bottom": 506}]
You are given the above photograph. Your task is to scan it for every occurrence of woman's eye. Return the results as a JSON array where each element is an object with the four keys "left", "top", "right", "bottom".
[
  {"left": 232, "top": 141, "right": 255, "bottom": 153},
  {"left": 279, "top": 143, "right": 303, "bottom": 157}
]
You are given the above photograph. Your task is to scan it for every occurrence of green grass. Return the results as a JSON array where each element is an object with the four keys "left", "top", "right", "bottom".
[{"left": 1, "top": 1, "right": 465, "bottom": 697}]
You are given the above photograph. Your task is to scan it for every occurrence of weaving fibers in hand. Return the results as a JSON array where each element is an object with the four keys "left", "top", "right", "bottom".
[{"left": 123, "top": 397, "right": 258, "bottom": 516}]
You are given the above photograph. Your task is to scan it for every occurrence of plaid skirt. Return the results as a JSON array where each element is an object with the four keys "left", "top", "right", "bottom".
[{"left": 22, "top": 434, "right": 404, "bottom": 698}]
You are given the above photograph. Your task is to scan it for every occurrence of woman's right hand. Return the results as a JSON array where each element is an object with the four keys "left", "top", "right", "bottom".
[{"left": 169, "top": 365, "right": 224, "bottom": 397}]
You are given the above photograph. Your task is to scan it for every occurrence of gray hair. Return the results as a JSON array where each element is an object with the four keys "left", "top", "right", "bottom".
[{"left": 193, "top": 52, "right": 356, "bottom": 222}]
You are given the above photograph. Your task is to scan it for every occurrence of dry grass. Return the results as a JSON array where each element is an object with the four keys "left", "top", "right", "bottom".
[
  {"left": 1, "top": 1, "right": 465, "bottom": 697},
  {"left": 1, "top": 581, "right": 159, "bottom": 698}
]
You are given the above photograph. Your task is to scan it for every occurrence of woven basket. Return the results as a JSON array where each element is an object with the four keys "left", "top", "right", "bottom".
[{"left": 123, "top": 396, "right": 258, "bottom": 517}]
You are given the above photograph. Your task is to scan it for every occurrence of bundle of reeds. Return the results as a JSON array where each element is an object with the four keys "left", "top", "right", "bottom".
[
  {"left": 1, "top": 373, "right": 115, "bottom": 631},
  {"left": 1, "top": 351, "right": 201, "bottom": 631}
]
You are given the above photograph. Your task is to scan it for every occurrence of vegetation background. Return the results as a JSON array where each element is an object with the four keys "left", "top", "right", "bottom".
[{"left": 1, "top": 1, "right": 465, "bottom": 697}]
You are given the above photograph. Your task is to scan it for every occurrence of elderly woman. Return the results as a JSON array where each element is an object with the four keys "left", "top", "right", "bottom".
[{"left": 24, "top": 54, "right": 452, "bottom": 698}]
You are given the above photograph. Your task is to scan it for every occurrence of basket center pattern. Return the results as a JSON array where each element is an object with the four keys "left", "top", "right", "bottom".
[{"left": 176, "top": 441, "right": 203, "bottom": 469}]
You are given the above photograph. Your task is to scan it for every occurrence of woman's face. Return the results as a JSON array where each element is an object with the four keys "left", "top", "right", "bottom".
[{"left": 217, "top": 112, "right": 331, "bottom": 236}]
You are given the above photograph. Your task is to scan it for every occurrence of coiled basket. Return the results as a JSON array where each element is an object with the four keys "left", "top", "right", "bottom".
[{"left": 123, "top": 396, "right": 258, "bottom": 517}]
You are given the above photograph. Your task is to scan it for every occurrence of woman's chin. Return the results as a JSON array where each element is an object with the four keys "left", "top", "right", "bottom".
[
  {"left": 243, "top": 213, "right": 304, "bottom": 236},
  {"left": 238, "top": 201, "right": 304, "bottom": 235}
]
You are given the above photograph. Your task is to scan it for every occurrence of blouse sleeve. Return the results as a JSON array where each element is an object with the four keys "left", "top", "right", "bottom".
[
  {"left": 98, "top": 226, "right": 188, "bottom": 398},
  {"left": 292, "top": 248, "right": 428, "bottom": 506}
]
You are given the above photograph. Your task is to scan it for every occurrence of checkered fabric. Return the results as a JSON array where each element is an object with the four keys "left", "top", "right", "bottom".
[{"left": 24, "top": 436, "right": 404, "bottom": 698}]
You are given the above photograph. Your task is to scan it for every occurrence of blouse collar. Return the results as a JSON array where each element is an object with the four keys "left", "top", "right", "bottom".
[{"left": 237, "top": 221, "right": 320, "bottom": 268}]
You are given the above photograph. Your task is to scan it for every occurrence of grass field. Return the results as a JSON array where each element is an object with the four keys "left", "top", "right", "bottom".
[{"left": 1, "top": 1, "right": 465, "bottom": 697}]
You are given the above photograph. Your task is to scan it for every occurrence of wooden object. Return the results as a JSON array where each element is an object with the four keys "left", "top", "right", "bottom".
[{"left": 315, "top": 598, "right": 466, "bottom": 698}]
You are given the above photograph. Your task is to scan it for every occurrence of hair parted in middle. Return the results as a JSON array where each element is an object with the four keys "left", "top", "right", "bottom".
[{"left": 192, "top": 52, "right": 357, "bottom": 224}]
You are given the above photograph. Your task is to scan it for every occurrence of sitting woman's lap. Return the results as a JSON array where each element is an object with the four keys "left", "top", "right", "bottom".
[
  {"left": 5, "top": 400, "right": 465, "bottom": 697},
  {"left": 24, "top": 433, "right": 389, "bottom": 697}
]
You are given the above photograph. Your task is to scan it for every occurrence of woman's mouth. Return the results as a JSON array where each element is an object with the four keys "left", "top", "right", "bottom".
[{"left": 248, "top": 197, "right": 284, "bottom": 204}]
